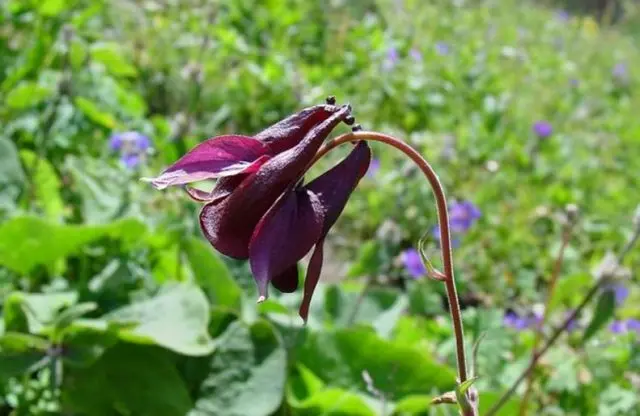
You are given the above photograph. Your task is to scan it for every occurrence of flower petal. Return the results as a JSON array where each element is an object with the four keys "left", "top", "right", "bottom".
[
  {"left": 305, "top": 141, "right": 371, "bottom": 234},
  {"left": 200, "top": 105, "right": 351, "bottom": 259},
  {"left": 142, "top": 136, "right": 270, "bottom": 189},
  {"left": 271, "top": 264, "right": 299, "bottom": 293},
  {"left": 299, "top": 239, "right": 324, "bottom": 322},
  {"left": 248, "top": 188, "right": 325, "bottom": 299},
  {"left": 255, "top": 104, "right": 341, "bottom": 154}
]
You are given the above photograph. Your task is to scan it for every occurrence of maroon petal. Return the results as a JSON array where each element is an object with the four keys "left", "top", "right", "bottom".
[
  {"left": 254, "top": 104, "right": 341, "bottom": 154},
  {"left": 143, "top": 136, "right": 270, "bottom": 189},
  {"left": 306, "top": 141, "right": 372, "bottom": 234},
  {"left": 248, "top": 188, "right": 325, "bottom": 300},
  {"left": 199, "top": 105, "right": 351, "bottom": 259},
  {"left": 271, "top": 264, "right": 299, "bottom": 293},
  {"left": 299, "top": 240, "right": 324, "bottom": 322}
]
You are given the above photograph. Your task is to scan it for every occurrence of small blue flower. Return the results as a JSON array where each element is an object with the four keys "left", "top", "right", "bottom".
[
  {"left": 532, "top": 121, "right": 553, "bottom": 139},
  {"left": 610, "top": 320, "right": 627, "bottom": 334},
  {"left": 611, "top": 284, "right": 629, "bottom": 306},
  {"left": 627, "top": 319, "right": 640, "bottom": 334},
  {"left": 435, "top": 42, "right": 449, "bottom": 55},
  {"left": 613, "top": 62, "right": 627, "bottom": 79},
  {"left": 121, "top": 154, "right": 141, "bottom": 169},
  {"left": 449, "top": 200, "right": 482, "bottom": 233},
  {"left": 109, "top": 134, "right": 123, "bottom": 151},
  {"left": 401, "top": 248, "right": 426, "bottom": 278},
  {"left": 383, "top": 47, "right": 399, "bottom": 70},
  {"left": 367, "top": 158, "right": 380, "bottom": 177},
  {"left": 109, "top": 131, "right": 151, "bottom": 169},
  {"left": 504, "top": 311, "right": 530, "bottom": 331},
  {"left": 409, "top": 48, "right": 422, "bottom": 62},
  {"left": 556, "top": 10, "right": 569, "bottom": 21},
  {"left": 565, "top": 311, "right": 578, "bottom": 332}
]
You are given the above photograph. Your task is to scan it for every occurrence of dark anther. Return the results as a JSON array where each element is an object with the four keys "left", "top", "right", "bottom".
[
  {"left": 352, "top": 124, "right": 362, "bottom": 132},
  {"left": 325, "top": 95, "right": 336, "bottom": 105},
  {"left": 344, "top": 115, "right": 355, "bottom": 125}
]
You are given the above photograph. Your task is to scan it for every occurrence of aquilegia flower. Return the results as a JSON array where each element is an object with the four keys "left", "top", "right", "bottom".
[
  {"left": 144, "top": 103, "right": 371, "bottom": 321},
  {"left": 109, "top": 131, "right": 151, "bottom": 169}
]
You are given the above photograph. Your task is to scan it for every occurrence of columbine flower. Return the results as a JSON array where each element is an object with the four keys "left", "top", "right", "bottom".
[
  {"left": 144, "top": 103, "right": 371, "bottom": 321},
  {"left": 532, "top": 121, "right": 553, "bottom": 139},
  {"left": 435, "top": 42, "right": 449, "bottom": 55},
  {"left": 401, "top": 248, "right": 426, "bottom": 278},
  {"left": 109, "top": 131, "right": 151, "bottom": 169}
]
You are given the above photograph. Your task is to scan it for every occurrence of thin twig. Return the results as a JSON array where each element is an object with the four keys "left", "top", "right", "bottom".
[
  {"left": 315, "top": 132, "right": 474, "bottom": 415},
  {"left": 519, "top": 219, "right": 574, "bottom": 415},
  {"left": 487, "top": 223, "right": 640, "bottom": 416}
]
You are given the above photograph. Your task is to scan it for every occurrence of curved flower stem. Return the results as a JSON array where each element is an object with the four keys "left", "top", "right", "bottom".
[{"left": 315, "top": 131, "right": 470, "bottom": 387}]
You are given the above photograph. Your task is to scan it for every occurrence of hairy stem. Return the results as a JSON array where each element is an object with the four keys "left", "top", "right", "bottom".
[
  {"left": 487, "top": 223, "right": 640, "bottom": 416},
  {"left": 519, "top": 222, "right": 574, "bottom": 415},
  {"left": 316, "top": 132, "right": 470, "bottom": 394}
]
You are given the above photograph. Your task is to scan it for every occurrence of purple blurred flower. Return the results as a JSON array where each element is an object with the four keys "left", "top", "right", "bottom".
[
  {"left": 410, "top": 48, "right": 422, "bottom": 62},
  {"left": 611, "top": 284, "right": 629, "bottom": 306},
  {"left": 565, "top": 311, "right": 579, "bottom": 332},
  {"left": 401, "top": 248, "right": 426, "bottom": 278},
  {"left": 610, "top": 320, "right": 627, "bottom": 334},
  {"left": 121, "top": 154, "right": 141, "bottom": 169},
  {"left": 556, "top": 10, "right": 570, "bottom": 21},
  {"left": 435, "top": 42, "right": 449, "bottom": 55},
  {"left": 109, "top": 135, "right": 123, "bottom": 151},
  {"left": 367, "top": 158, "right": 380, "bottom": 177},
  {"left": 627, "top": 319, "right": 640, "bottom": 334},
  {"left": 569, "top": 78, "right": 579, "bottom": 87},
  {"left": 504, "top": 311, "right": 530, "bottom": 330},
  {"left": 449, "top": 200, "right": 482, "bottom": 233},
  {"left": 431, "top": 224, "right": 461, "bottom": 248},
  {"left": 532, "top": 121, "right": 553, "bottom": 139},
  {"left": 383, "top": 47, "right": 399, "bottom": 70},
  {"left": 613, "top": 63, "right": 627, "bottom": 79}
]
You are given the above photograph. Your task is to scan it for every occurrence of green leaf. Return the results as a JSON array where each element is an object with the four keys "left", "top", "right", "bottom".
[
  {"left": 190, "top": 320, "right": 286, "bottom": 416},
  {"left": 19, "top": 150, "right": 64, "bottom": 221},
  {"left": 478, "top": 391, "right": 522, "bottom": 416},
  {"left": 0, "top": 137, "right": 26, "bottom": 212},
  {"left": 52, "top": 302, "right": 98, "bottom": 335},
  {"left": 6, "top": 81, "right": 54, "bottom": 110},
  {"left": 297, "top": 327, "right": 455, "bottom": 398},
  {"left": 346, "top": 241, "right": 380, "bottom": 277},
  {"left": 62, "top": 321, "right": 118, "bottom": 367},
  {"left": 63, "top": 343, "right": 192, "bottom": 416},
  {"left": 90, "top": 42, "right": 137, "bottom": 77},
  {"left": 0, "top": 332, "right": 49, "bottom": 380},
  {"left": 0, "top": 216, "right": 146, "bottom": 274},
  {"left": 106, "top": 283, "right": 214, "bottom": 356},
  {"left": 3, "top": 291, "right": 78, "bottom": 333},
  {"left": 37, "top": 0, "right": 68, "bottom": 16},
  {"left": 583, "top": 288, "right": 616, "bottom": 341},
  {"left": 74, "top": 96, "right": 116, "bottom": 128},
  {"left": 184, "top": 237, "right": 242, "bottom": 311}
]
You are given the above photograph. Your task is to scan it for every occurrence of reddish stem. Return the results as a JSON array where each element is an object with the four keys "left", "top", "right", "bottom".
[{"left": 314, "top": 131, "right": 470, "bottom": 386}]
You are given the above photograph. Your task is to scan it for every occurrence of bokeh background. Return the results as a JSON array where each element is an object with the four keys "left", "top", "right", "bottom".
[{"left": 1, "top": 0, "right": 639, "bottom": 415}]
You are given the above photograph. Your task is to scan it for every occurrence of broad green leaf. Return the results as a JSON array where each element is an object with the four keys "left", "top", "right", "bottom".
[
  {"left": 62, "top": 321, "right": 119, "bottom": 367},
  {"left": 0, "top": 216, "right": 146, "bottom": 274},
  {"left": 190, "top": 320, "right": 286, "bottom": 416},
  {"left": 297, "top": 327, "right": 455, "bottom": 398},
  {"left": 583, "top": 288, "right": 616, "bottom": 341},
  {"left": 288, "top": 364, "right": 377, "bottom": 416},
  {"left": 0, "top": 332, "right": 49, "bottom": 380},
  {"left": 37, "top": 0, "right": 68, "bottom": 16},
  {"left": 74, "top": 96, "right": 116, "bottom": 128},
  {"left": 63, "top": 343, "right": 192, "bottom": 416},
  {"left": 90, "top": 42, "right": 137, "bottom": 77},
  {"left": 6, "top": 81, "right": 54, "bottom": 110},
  {"left": 478, "top": 391, "right": 522, "bottom": 416},
  {"left": 20, "top": 150, "right": 64, "bottom": 221},
  {"left": 3, "top": 291, "right": 78, "bottom": 333},
  {"left": 184, "top": 237, "right": 242, "bottom": 310},
  {"left": 52, "top": 302, "right": 98, "bottom": 335},
  {"left": 0, "top": 137, "right": 26, "bottom": 212},
  {"left": 106, "top": 283, "right": 214, "bottom": 356}
]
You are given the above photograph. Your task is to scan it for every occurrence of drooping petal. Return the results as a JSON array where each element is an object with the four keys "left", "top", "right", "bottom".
[
  {"left": 254, "top": 104, "right": 342, "bottom": 154},
  {"left": 142, "top": 136, "right": 270, "bottom": 189},
  {"left": 248, "top": 188, "right": 325, "bottom": 299},
  {"left": 200, "top": 105, "right": 351, "bottom": 259},
  {"left": 271, "top": 264, "right": 299, "bottom": 293},
  {"left": 299, "top": 239, "right": 324, "bottom": 322},
  {"left": 305, "top": 141, "right": 372, "bottom": 234},
  {"left": 295, "top": 141, "right": 371, "bottom": 319}
]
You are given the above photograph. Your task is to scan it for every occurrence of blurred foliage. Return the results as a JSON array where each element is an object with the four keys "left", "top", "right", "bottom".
[{"left": 1, "top": 0, "right": 640, "bottom": 415}]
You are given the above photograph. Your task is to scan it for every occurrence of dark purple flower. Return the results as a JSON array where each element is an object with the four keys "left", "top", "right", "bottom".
[
  {"left": 410, "top": 48, "right": 422, "bottom": 62},
  {"left": 145, "top": 103, "right": 371, "bottom": 321},
  {"left": 401, "top": 248, "right": 426, "bottom": 278},
  {"left": 367, "top": 158, "right": 380, "bottom": 177},
  {"left": 610, "top": 320, "right": 627, "bottom": 334},
  {"left": 435, "top": 42, "right": 449, "bottom": 56},
  {"left": 532, "top": 121, "right": 553, "bottom": 139}
]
